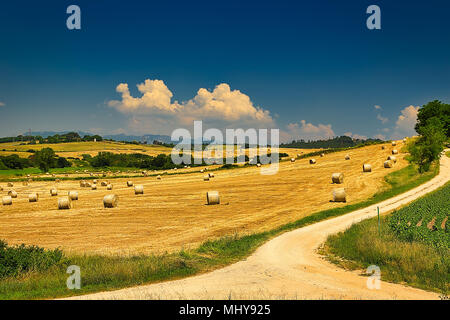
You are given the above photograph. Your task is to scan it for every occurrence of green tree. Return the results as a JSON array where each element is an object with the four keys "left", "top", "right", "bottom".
[
  {"left": 415, "top": 100, "right": 450, "bottom": 137},
  {"left": 408, "top": 118, "right": 446, "bottom": 173},
  {"left": 34, "top": 148, "right": 57, "bottom": 172}
]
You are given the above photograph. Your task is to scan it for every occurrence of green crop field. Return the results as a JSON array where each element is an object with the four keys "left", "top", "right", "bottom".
[{"left": 388, "top": 183, "right": 449, "bottom": 250}]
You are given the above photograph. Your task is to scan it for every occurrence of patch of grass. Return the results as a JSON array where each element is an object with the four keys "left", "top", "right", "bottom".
[
  {"left": 0, "top": 163, "right": 439, "bottom": 299},
  {"left": 446, "top": 151, "right": 450, "bottom": 158},
  {"left": 323, "top": 188, "right": 449, "bottom": 294}
]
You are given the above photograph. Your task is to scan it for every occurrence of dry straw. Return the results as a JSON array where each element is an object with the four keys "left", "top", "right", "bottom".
[
  {"left": 68, "top": 191, "right": 79, "bottom": 201},
  {"left": 29, "top": 193, "right": 39, "bottom": 202},
  {"left": 208, "top": 173, "right": 215, "bottom": 178},
  {"left": 58, "top": 197, "right": 72, "bottom": 210},
  {"left": 331, "top": 173, "right": 344, "bottom": 184},
  {"left": 80, "top": 181, "right": 86, "bottom": 187},
  {"left": 204, "top": 175, "right": 210, "bottom": 181},
  {"left": 156, "top": 175, "right": 162, "bottom": 180},
  {"left": 309, "top": 159, "right": 316, "bottom": 164},
  {"left": 392, "top": 141, "right": 396, "bottom": 146},
  {"left": 50, "top": 188, "right": 58, "bottom": 196},
  {"left": 103, "top": 194, "right": 118, "bottom": 208},
  {"left": 101, "top": 181, "right": 108, "bottom": 186},
  {"left": 363, "top": 164, "right": 372, "bottom": 172},
  {"left": 127, "top": 181, "right": 133, "bottom": 187},
  {"left": 91, "top": 184, "right": 97, "bottom": 190},
  {"left": 392, "top": 149, "right": 398, "bottom": 154},
  {"left": 2, "top": 196, "right": 12, "bottom": 206},
  {"left": 291, "top": 158, "right": 296, "bottom": 162},
  {"left": 107, "top": 184, "right": 113, "bottom": 190},
  {"left": 8, "top": 190, "right": 18, "bottom": 198},
  {"left": 332, "top": 188, "right": 346, "bottom": 202},
  {"left": 206, "top": 191, "right": 220, "bottom": 205},
  {"left": 387, "top": 155, "right": 397, "bottom": 163},
  {"left": 345, "top": 155, "right": 350, "bottom": 160},
  {"left": 384, "top": 160, "right": 393, "bottom": 168},
  {"left": 134, "top": 185, "right": 144, "bottom": 195},
  {"left": 7, "top": 182, "right": 13, "bottom": 187}
]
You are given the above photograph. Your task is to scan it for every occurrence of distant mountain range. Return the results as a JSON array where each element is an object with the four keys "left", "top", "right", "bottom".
[{"left": 28, "top": 131, "right": 174, "bottom": 144}]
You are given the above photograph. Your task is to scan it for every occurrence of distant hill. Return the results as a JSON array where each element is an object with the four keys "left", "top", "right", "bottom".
[{"left": 280, "top": 136, "right": 384, "bottom": 149}]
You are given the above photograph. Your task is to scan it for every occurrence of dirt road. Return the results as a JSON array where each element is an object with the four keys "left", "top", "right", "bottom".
[{"left": 70, "top": 153, "right": 449, "bottom": 300}]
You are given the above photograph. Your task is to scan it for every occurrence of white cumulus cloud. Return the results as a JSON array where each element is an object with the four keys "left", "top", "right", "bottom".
[
  {"left": 392, "top": 105, "right": 419, "bottom": 139},
  {"left": 283, "top": 120, "right": 335, "bottom": 141},
  {"left": 108, "top": 79, "right": 274, "bottom": 134}
]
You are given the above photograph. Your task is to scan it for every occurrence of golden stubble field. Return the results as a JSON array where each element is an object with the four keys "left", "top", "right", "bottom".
[
  {"left": 0, "top": 140, "right": 313, "bottom": 160},
  {"left": 0, "top": 143, "right": 407, "bottom": 256}
]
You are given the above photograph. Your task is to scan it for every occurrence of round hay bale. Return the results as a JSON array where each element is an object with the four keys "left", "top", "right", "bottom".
[
  {"left": 206, "top": 191, "right": 220, "bottom": 205},
  {"left": 332, "top": 188, "right": 346, "bottom": 202},
  {"left": 103, "top": 194, "right": 118, "bottom": 208},
  {"left": 8, "top": 190, "right": 18, "bottom": 198},
  {"left": 381, "top": 146, "right": 386, "bottom": 150},
  {"left": 200, "top": 169, "right": 204, "bottom": 173},
  {"left": 22, "top": 182, "right": 28, "bottom": 186},
  {"left": 392, "top": 141, "right": 396, "bottom": 146},
  {"left": 101, "top": 181, "right": 108, "bottom": 187},
  {"left": 0, "top": 186, "right": 3, "bottom": 191},
  {"left": 363, "top": 164, "right": 372, "bottom": 172},
  {"left": 345, "top": 155, "right": 350, "bottom": 160},
  {"left": 58, "top": 197, "right": 72, "bottom": 210},
  {"left": 68, "top": 191, "right": 78, "bottom": 201},
  {"left": 331, "top": 173, "right": 344, "bottom": 184},
  {"left": 2, "top": 196, "right": 12, "bottom": 206},
  {"left": 127, "top": 181, "right": 133, "bottom": 187},
  {"left": 384, "top": 160, "right": 393, "bottom": 168},
  {"left": 256, "top": 163, "right": 261, "bottom": 167},
  {"left": 203, "top": 175, "right": 210, "bottom": 181},
  {"left": 208, "top": 173, "right": 215, "bottom": 178},
  {"left": 93, "top": 179, "right": 97, "bottom": 184},
  {"left": 156, "top": 175, "right": 162, "bottom": 180},
  {"left": 134, "top": 185, "right": 144, "bottom": 195},
  {"left": 392, "top": 149, "right": 398, "bottom": 155},
  {"left": 309, "top": 159, "right": 316, "bottom": 164},
  {"left": 320, "top": 153, "right": 325, "bottom": 157},
  {"left": 85, "top": 182, "right": 92, "bottom": 188},
  {"left": 91, "top": 184, "right": 97, "bottom": 190},
  {"left": 50, "top": 188, "right": 58, "bottom": 196},
  {"left": 107, "top": 184, "right": 113, "bottom": 190},
  {"left": 403, "top": 138, "right": 407, "bottom": 142},
  {"left": 29, "top": 193, "right": 39, "bottom": 202},
  {"left": 387, "top": 155, "right": 397, "bottom": 163},
  {"left": 290, "top": 158, "right": 296, "bottom": 162},
  {"left": 7, "top": 182, "right": 13, "bottom": 187},
  {"left": 80, "top": 181, "right": 86, "bottom": 187}
]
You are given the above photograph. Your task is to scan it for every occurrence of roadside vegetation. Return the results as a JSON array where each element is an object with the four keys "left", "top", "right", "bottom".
[
  {"left": 323, "top": 100, "right": 450, "bottom": 296},
  {"left": 0, "top": 160, "right": 439, "bottom": 299},
  {"left": 324, "top": 183, "right": 449, "bottom": 294}
]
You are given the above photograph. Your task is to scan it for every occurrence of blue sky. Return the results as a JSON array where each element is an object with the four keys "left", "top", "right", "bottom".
[{"left": 0, "top": 0, "right": 449, "bottom": 141}]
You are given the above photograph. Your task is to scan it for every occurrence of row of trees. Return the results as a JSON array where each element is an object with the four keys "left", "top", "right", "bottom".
[
  {"left": 281, "top": 136, "right": 383, "bottom": 149},
  {"left": 409, "top": 100, "right": 449, "bottom": 172},
  {"left": 0, "top": 148, "right": 71, "bottom": 172},
  {"left": 0, "top": 132, "right": 103, "bottom": 144}
]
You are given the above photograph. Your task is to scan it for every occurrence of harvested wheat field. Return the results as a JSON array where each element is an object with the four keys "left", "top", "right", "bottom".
[{"left": 0, "top": 143, "right": 407, "bottom": 256}]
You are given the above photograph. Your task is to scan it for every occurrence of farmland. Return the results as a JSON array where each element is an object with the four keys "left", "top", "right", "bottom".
[
  {"left": 324, "top": 179, "right": 449, "bottom": 294},
  {"left": 0, "top": 142, "right": 408, "bottom": 256}
]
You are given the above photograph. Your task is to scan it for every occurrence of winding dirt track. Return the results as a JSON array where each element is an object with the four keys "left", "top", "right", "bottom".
[{"left": 71, "top": 153, "right": 449, "bottom": 300}]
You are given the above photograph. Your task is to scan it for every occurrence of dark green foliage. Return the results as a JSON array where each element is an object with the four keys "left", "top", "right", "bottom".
[
  {"left": 0, "top": 240, "right": 67, "bottom": 279},
  {"left": 0, "top": 154, "right": 32, "bottom": 169},
  {"left": 281, "top": 135, "right": 383, "bottom": 149},
  {"left": 408, "top": 118, "right": 446, "bottom": 172},
  {"left": 415, "top": 100, "right": 450, "bottom": 137}
]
